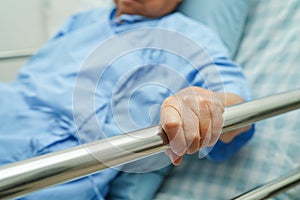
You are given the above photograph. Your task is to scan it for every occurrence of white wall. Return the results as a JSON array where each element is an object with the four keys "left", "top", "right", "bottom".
[
  {"left": 0, "top": 0, "right": 113, "bottom": 82},
  {"left": 0, "top": 0, "right": 46, "bottom": 82},
  {"left": 0, "top": 0, "right": 46, "bottom": 52},
  {"left": 45, "top": 0, "right": 113, "bottom": 37}
]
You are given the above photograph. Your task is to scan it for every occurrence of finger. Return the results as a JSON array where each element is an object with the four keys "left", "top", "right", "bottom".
[
  {"left": 208, "top": 100, "right": 224, "bottom": 145},
  {"left": 165, "top": 149, "right": 183, "bottom": 166},
  {"left": 173, "top": 156, "right": 183, "bottom": 166},
  {"left": 180, "top": 97, "right": 201, "bottom": 154},
  {"left": 197, "top": 98, "right": 212, "bottom": 149},
  {"left": 161, "top": 97, "right": 187, "bottom": 156},
  {"left": 200, "top": 120, "right": 212, "bottom": 148}
]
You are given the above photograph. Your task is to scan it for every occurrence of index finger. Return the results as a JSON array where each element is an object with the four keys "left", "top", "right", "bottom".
[{"left": 160, "top": 97, "right": 187, "bottom": 156}]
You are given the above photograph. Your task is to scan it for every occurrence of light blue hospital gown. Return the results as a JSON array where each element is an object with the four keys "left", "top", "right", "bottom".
[{"left": 0, "top": 8, "right": 254, "bottom": 200}]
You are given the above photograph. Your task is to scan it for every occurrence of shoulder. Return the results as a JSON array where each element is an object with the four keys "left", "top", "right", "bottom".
[
  {"left": 158, "top": 12, "right": 229, "bottom": 58},
  {"left": 52, "top": 8, "right": 111, "bottom": 39},
  {"left": 159, "top": 12, "right": 214, "bottom": 35},
  {"left": 64, "top": 8, "right": 111, "bottom": 31}
]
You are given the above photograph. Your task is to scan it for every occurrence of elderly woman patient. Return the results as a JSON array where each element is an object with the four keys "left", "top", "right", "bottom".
[{"left": 0, "top": 0, "right": 254, "bottom": 199}]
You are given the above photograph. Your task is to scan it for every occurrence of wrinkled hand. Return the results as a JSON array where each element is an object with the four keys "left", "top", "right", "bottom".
[{"left": 160, "top": 87, "right": 224, "bottom": 165}]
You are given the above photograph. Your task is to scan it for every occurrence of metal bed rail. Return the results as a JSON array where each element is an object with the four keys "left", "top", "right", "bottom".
[
  {"left": 0, "top": 89, "right": 300, "bottom": 199},
  {"left": 0, "top": 48, "right": 36, "bottom": 60},
  {"left": 232, "top": 167, "right": 300, "bottom": 200}
]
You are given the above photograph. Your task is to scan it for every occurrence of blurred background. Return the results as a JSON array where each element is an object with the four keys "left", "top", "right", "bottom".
[{"left": 0, "top": 0, "right": 113, "bottom": 82}]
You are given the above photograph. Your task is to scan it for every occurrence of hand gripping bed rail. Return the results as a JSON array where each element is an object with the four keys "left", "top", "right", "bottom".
[{"left": 0, "top": 89, "right": 299, "bottom": 199}]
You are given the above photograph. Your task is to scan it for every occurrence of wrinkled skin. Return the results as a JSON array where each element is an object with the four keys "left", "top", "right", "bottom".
[{"left": 161, "top": 87, "right": 250, "bottom": 165}]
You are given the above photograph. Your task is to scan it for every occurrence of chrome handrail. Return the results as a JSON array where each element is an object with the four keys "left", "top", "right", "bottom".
[
  {"left": 232, "top": 167, "right": 300, "bottom": 200},
  {"left": 0, "top": 89, "right": 299, "bottom": 199},
  {"left": 0, "top": 48, "right": 36, "bottom": 60}
]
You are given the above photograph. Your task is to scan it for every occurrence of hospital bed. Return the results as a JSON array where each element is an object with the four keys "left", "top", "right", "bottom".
[
  {"left": 155, "top": 0, "right": 300, "bottom": 199},
  {"left": 1, "top": 0, "right": 300, "bottom": 199},
  {"left": 0, "top": 89, "right": 299, "bottom": 199}
]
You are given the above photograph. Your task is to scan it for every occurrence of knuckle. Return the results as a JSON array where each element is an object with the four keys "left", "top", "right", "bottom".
[
  {"left": 199, "top": 99, "right": 207, "bottom": 109},
  {"left": 162, "top": 96, "right": 175, "bottom": 106},
  {"left": 164, "top": 120, "right": 182, "bottom": 130},
  {"left": 179, "top": 95, "right": 192, "bottom": 105}
]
